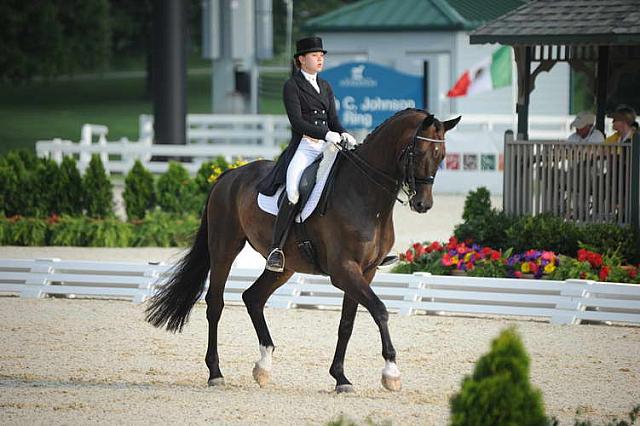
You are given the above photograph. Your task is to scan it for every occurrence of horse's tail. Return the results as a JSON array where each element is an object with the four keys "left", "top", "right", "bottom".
[{"left": 145, "top": 206, "right": 211, "bottom": 333}]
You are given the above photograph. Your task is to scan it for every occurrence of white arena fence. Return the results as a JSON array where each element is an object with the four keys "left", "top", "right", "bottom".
[
  {"left": 1, "top": 258, "right": 639, "bottom": 326},
  {"left": 35, "top": 113, "right": 603, "bottom": 177}
]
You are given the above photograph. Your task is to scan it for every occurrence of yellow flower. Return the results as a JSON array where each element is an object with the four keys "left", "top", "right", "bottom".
[
  {"left": 451, "top": 256, "right": 459, "bottom": 265},
  {"left": 464, "top": 252, "right": 473, "bottom": 262},
  {"left": 521, "top": 262, "right": 530, "bottom": 273},
  {"left": 544, "top": 263, "right": 556, "bottom": 274},
  {"left": 207, "top": 165, "right": 224, "bottom": 183}
]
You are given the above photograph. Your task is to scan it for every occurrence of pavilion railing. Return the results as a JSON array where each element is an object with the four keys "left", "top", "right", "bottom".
[{"left": 503, "top": 132, "right": 639, "bottom": 226}]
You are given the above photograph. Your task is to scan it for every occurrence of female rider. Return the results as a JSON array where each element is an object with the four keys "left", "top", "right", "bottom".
[{"left": 257, "top": 36, "right": 357, "bottom": 272}]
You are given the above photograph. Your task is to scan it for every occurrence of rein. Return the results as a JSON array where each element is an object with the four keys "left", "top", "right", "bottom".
[{"left": 337, "top": 120, "right": 445, "bottom": 205}]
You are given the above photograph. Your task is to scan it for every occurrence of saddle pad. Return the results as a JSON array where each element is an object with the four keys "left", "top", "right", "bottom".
[{"left": 258, "top": 142, "right": 339, "bottom": 223}]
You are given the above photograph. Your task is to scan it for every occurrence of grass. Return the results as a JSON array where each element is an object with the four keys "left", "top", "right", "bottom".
[{"left": 0, "top": 67, "right": 286, "bottom": 156}]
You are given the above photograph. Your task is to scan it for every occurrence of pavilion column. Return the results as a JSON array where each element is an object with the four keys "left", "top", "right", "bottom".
[
  {"left": 595, "top": 46, "right": 609, "bottom": 133},
  {"left": 515, "top": 46, "right": 532, "bottom": 140}
]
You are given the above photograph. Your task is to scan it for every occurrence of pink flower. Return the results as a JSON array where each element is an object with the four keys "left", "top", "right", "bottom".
[
  {"left": 405, "top": 250, "right": 414, "bottom": 263},
  {"left": 514, "top": 271, "right": 522, "bottom": 278}
]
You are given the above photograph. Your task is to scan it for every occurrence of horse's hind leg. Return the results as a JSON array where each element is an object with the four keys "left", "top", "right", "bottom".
[
  {"left": 242, "top": 269, "right": 294, "bottom": 387},
  {"left": 205, "top": 236, "right": 246, "bottom": 387}
]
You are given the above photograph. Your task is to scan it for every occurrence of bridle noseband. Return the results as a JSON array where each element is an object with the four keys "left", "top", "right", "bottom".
[{"left": 337, "top": 118, "right": 445, "bottom": 205}]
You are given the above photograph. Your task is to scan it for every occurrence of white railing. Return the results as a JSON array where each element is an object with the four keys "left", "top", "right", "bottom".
[
  {"left": 2, "top": 258, "right": 639, "bottom": 325},
  {"left": 35, "top": 113, "right": 611, "bottom": 176}
]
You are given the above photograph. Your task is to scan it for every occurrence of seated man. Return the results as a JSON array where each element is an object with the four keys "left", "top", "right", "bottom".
[
  {"left": 568, "top": 111, "right": 604, "bottom": 143},
  {"left": 606, "top": 105, "right": 637, "bottom": 144}
]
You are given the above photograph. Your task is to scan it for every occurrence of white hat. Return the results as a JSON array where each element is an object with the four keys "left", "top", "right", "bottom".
[{"left": 570, "top": 112, "right": 595, "bottom": 129}]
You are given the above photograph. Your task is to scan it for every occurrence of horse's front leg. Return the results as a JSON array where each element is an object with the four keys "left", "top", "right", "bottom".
[
  {"left": 329, "top": 293, "right": 358, "bottom": 393},
  {"left": 331, "top": 263, "right": 401, "bottom": 391},
  {"left": 242, "top": 269, "right": 294, "bottom": 387}
]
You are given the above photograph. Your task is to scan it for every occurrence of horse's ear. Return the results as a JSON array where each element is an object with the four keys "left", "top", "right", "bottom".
[
  {"left": 443, "top": 116, "right": 462, "bottom": 132},
  {"left": 421, "top": 114, "right": 435, "bottom": 129}
]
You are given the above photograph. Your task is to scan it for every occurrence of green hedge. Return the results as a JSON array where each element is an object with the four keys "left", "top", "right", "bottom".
[
  {"left": 455, "top": 188, "right": 640, "bottom": 263},
  {"left": 0, "top": 213, "right": 199, "bottom": 247}
]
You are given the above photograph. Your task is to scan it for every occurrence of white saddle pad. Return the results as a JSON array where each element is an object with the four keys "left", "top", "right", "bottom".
[{"left": 258, "top": 143, "right": 339, "bottom": 223}]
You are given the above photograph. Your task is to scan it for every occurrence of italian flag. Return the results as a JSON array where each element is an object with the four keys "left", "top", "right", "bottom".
[{"left": 447, "top": 46, "right": 512, "bottom": 97}]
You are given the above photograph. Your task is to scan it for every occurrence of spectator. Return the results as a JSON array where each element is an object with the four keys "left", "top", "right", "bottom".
[
  {"left": 568, "top": 111, "right": 604, "bottom": 143},
  {"left": 606, "top": 105, "right": 637, "bottom": 144}
]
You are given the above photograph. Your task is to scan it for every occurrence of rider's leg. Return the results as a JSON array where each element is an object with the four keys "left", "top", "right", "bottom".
[{"left": 266, "top": 138, "right": 323, "bottom": 272}]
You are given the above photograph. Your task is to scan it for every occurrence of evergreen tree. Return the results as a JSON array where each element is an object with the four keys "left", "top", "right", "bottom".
[
  {"left": 83, "top": 154, "right": 113, "bottom": 218},
  {"left": 59, "top": 156, "right": 84, "bottom": 216},
  {"left": 123, "top": 160, "right": 155, "bottom": 220},
  {"left": 450, "top": 327, "right": 548, "bottom": 426},
  {"left": 156, "top": 161, "right": 198, "bottom": 215}
]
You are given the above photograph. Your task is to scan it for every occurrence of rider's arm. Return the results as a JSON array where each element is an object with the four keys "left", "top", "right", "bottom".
[{"left": 283, "top": 80, "right": 327, "bottom": 140}]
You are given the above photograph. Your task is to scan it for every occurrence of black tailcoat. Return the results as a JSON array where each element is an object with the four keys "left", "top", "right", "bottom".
[{"left": 257, "top": 70, "right": 346, "bottom": 195}]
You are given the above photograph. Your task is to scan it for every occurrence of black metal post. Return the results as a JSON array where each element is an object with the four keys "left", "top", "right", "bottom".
[
  {"left": 422, "top": 61, "right": 429, "bottom": 111},
  {"left": 152, "top": 0, "right": 187, "bottom": 146},
  {"left": 595, "top": 46, "right": 609, "bottom": 134}
]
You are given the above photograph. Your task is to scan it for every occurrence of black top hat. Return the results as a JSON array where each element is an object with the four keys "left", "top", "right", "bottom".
[{"left": 294, "top": 37, "right": 327, "bottom": 57}]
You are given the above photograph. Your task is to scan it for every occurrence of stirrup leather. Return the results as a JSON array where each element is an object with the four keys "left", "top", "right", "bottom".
[{"left": 266, "top": 248, "right": 285, "bottom": 272}]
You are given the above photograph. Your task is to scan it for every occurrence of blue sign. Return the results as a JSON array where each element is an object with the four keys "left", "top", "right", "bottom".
[{"left": 322, "top": 62, "right": 423, "bottom": 130}]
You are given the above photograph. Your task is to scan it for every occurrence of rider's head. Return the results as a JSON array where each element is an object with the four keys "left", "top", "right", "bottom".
[{"left": 293, "top": 37, "right": 326, "bottom": 74}]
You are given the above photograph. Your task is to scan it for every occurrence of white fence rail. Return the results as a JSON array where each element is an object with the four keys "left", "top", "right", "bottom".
[
  {"left": 2, "top": 258, "right": 639, "bottom": 326},
  {"left": 35, "top": 113, "right": 604, "bottom": 176}
]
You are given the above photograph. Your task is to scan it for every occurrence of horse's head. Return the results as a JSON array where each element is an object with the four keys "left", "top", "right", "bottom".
[{"left": 401, "top": 113, "right": 461, "bottom": 213}]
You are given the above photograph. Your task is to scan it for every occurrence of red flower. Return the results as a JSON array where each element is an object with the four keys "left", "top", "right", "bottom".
[
  {"left": 413, "top": 243, "right": 425, "bottom": 256},
  {"left": 599, "top": 266, "right": 609, "bottom": 281},
  {"left": 577, "top": 249, "right": 588, "bottom": 262},
  {"left": 456, "top": 243, "right": 468, "bottom": 255},
  {"left": 490, "top": 250, "right": 501, "bottom": 261},
  {"left": 446, "top": 236, "right": 458, "bottom": 250},
  {"left": 405, "top": 249, "right": 414, "bottom": 263},
  {"left": 629, "top": 268, "right": 638, "bottom": 279},
  {"left": 430, "top": 241, "right": 443, "bottom": 252},
  {"left": 588, "top": 253, "right": 603, "bottom": 268},
  {"left": 514, "top": 271, "right": 522, "bottom": 278},
  {"left": 465, "top": 262, "right": 474, "bottom": 271},
  {"left": 529, "top": 262, "right": 539, "bottom": 273}
]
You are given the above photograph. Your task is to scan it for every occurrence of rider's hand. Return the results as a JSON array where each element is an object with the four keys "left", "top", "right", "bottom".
[
  {"left": 325, "top": 131, "right": 342, "bottom": 144},
  {"left": 341, "top": 132, "right": 357, "bottom": 149}
]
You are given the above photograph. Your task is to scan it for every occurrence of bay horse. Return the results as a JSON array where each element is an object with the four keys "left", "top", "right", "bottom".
[{"left": 146, "top": 108, "right": 460, "bottom": 392}]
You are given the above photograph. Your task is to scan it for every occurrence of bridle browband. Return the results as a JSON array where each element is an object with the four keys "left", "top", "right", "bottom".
[{"left": 337, "top": 115, "right": 444, "bottom": 205}]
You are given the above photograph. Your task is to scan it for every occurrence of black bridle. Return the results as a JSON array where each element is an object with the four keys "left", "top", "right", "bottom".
[{"left": 337, "top": 119, "right": 445, "bottom": 205}]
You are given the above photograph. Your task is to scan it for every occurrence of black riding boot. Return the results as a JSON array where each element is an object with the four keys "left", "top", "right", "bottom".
[{"left": 266, "top": 200, "right": 298, "bottom": 272}]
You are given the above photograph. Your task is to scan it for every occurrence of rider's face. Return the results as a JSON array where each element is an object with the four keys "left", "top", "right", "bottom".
[{"left": 299, "top": 51, "right": 324, "bottom": 74}]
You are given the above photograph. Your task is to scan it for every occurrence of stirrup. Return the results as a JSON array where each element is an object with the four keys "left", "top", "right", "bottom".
[{"left": 266, "top": 248, "right": 285, "bottom": 272}]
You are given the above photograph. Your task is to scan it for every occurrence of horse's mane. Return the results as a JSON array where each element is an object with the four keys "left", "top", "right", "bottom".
[{"left": 361, "top": 108, "right": 428, "bottom": 145}]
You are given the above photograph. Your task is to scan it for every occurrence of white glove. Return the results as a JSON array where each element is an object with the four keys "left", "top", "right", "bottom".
[
  {"left": 341, "top": 132, "right": 357, "bottom": 149},
  {"left": 325, "top": 131, "right": 342, "bottom": 144}
]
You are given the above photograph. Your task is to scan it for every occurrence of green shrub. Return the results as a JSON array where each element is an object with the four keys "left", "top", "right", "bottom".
[
  {"left": 462, "top": 186, "right": 493, "bottom": 222},
  {"left": 5, "top": 216, "right": 48, "bottom": 246},
  {"left": 505, "top": 213, "right": 582, "bottom": 255},
  {"left": 454, "top": 210, "right": 515, "bottom": 249},
  {"left": 83, "top": 154, "right": 113, "bottom": 218},
  {"left": 58, "top": 156, "right": 84, "bottom": 216},
  {"left": 1, "top": 150, "right": 38, "bottom": 216},
  {"left": 85, "top": 218, "right": 132, "bottom": 247},
  {"left": 579, "top": 223, "right": 639, "bottom": 264},
  {"left": 156, "top": 161, "right": 199, "bottom": 215},
  {"left": 131, "top": 210, "right": 198, "bottom": 247},
  {"left": 123, "top": 160, "right": 156, "bottom": 220},
  {"left": 449, "top": 327, "right": 548, "bottom": 426},
  {"left": 35, "top": 157, "right": 64, "bottom": 217},
  {"left": 48, "top": 216, "right": 91, "bottom": 246}
]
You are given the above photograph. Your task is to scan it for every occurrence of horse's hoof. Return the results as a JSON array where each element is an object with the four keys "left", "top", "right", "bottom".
[
  {"left": 381, "top": 375, "right": 402, "bottom": 391},
  {"left": 208, "top": 377, "right": 225, "bottom": 387},
  {"left": 335, "top": 384, "right": 355, "bottom": 394},
  {"left": 252, "top": 364, "right": 270, "bottom": 387}
]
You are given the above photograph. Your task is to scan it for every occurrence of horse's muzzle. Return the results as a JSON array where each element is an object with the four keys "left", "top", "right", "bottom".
[{"left": 409, "top": 199, "right": 432, "bottom": 213}]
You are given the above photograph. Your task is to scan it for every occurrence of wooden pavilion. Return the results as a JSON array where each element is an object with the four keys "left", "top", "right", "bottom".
[{"left": 470, "top": 0, "right": 640, "bottom": 230}]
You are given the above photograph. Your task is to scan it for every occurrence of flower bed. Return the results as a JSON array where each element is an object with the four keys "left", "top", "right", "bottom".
[{"left": 394, "top": 237, "right": 640, "bottom": 284}]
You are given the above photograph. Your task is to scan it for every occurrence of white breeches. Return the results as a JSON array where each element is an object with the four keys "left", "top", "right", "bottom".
[{"left": 286, "top": 137, "right": 325, "bottom": 204}]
